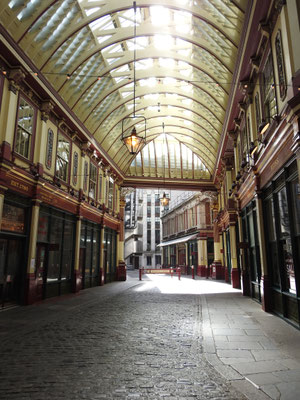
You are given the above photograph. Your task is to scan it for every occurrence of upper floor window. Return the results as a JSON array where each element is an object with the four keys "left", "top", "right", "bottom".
[
  {"left": 89, "top": 163, "right": 97, "bottom": 199},
  {"left": 262, "top": 53, "right": 277, "bottom": 120},
  {"left": 108, "top": 177, "right": 114, "bottom": 209},
  {"left": 15, "top": 96, "right": 36, "bottom": 159},
  {"left": 56, "top": 133, "right": 70, "bottom": 182}
]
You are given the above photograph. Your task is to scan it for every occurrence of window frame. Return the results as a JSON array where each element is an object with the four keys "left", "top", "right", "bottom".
[
  {"left": 89, "top": 161, "right": 98, "bottom": 200},
  {"left": 14, "top": 93, "right": 37, "bottom": 162},
  {"left": 55, "top": 131, "right": 71, "bottom": 183}
]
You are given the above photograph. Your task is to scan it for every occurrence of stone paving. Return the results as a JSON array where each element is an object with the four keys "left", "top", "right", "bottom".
[
  {"left": 0, "top": 272, "right": 300, "bottom": 400},
  {"left": 0, "top": 273, "right": 247, "bottom": 400}
]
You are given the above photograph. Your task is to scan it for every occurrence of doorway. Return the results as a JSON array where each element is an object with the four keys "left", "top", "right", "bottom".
[{"left": 0, "top": 238, "right": 24, "bottom": 307}]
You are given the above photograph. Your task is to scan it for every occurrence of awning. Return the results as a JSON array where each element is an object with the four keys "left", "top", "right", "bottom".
[{"left": 158, "top": 234, "right": 198, "bottom": 247}]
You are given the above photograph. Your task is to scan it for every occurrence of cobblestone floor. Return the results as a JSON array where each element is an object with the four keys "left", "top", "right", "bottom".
[{"left": 0, "top": 276, "right": 247, "bottom": 400}]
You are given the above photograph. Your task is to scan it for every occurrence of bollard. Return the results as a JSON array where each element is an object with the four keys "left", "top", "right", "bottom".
[
  {"left": 177, "top": 267, "right": 181, "bottom": 281},
  {"left": 170, "top": 268, "right": 173, "bottom": 278},
  {"left": 191, "top": 265, "right": 195, "bottom": 279},
  {"left": 139, "top": 268, "right": 142, "bottom": 281}
]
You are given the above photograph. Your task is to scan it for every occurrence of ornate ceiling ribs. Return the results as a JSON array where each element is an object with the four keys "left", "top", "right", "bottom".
[{"left": 0, "top": 0, "right": 246, "bottom": 182}]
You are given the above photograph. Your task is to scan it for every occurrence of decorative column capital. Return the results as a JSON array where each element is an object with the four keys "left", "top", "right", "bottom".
[
  {"left": 8, "top": 67, "right": 26, "bottom": 94},
  {"left": 41, "top": 100, "right": 55, "bottom": 122}
]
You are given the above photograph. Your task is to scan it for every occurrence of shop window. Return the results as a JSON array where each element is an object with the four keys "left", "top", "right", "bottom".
[
  {"left": 1, "top": 204, "right": 25, "bottom": 233},
  {"left": 155, "top": 255, "right": 161, "bottom": 266},
  {"left": 56, "top": 133, "right": 70, "bottom": 182},
  {"left": 89, "top": 163, "right": 97, "bottom": 199},
  {"left": 264, "top": 197, "right": 280, "bottom": 287},
  {"left": 15, "top": 96, "right": 36, "bottom": 160},
  {"left": 277, "top": 187, "right": 296, "bottom": 294},
  {"left": 147, "top": 256, "right": 152, "bottom": 266}
]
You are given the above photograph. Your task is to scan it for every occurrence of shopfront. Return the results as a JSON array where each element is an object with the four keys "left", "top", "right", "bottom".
[
  {"left": 36, "top": 206, "right": 76, "bottom": 299},
  {"left": 241, "top": 201, "right": 261, "bottom": 302},
  {"left": 103, "top": 227, "right": 117, "bottom": 283},
  {"left": 80, "top": 220, "right": 101, "bottom": 289},
  {"left": 263, "top": 160, "right": 300, "bottom": 326},
  {"left": 0, "top": 193, "right": 30, "bottom": 306}
]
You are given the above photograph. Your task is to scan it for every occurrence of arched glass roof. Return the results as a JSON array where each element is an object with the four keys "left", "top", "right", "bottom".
[{"left": 1, "top": 0, "right": 247, "bottom": 182}]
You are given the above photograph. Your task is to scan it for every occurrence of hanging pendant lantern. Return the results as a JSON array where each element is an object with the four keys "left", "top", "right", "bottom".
[{"left": 120, "top": 1, "right": 146, "bottom": 155}]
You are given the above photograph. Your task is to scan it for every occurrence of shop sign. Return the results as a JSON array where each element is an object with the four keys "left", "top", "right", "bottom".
[
  {"left": 45, "top": 128, "right": 54, "bottom": 170},
  {"left": 1, "top": 203, "right": 25, "bottom": 233},
  {"left": 10, "top": 179, "right": 29, "bottom": 193}
]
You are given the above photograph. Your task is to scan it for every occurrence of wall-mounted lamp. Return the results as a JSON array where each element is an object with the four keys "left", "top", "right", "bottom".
[{"left": 259, "top": 114, "right": 282, "bottom": 135}]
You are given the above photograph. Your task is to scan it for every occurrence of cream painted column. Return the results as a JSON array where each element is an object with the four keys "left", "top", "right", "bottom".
[
  {"left": 73, "top": 217, "right": 82, "bottom": 292},
  {"left": 27, "top": 201, "right": 41, "bottom": 275},
  {"left": 255, "top": 194, "right": 270, "bottom": 311},
  {"left": 25, "top": 200, "right": 41, "bottom": 305},
  {"left": 0, "top": 191, "right": 5, "bottom": 228},
  {"left": 198, "top": 238, "right": 208, "bottom": 277},
  {"left": 0, "top": 70, "right": 24, "bottom": 147},
  {"left": 229, "top": 224, "right": 240, "bottom": 288},
  {"left": 116, "top": 196, "right": 126, "bottom": 280},
  {"left": 99, "top": 225, "right": 105, "bottom": 285},
  {"left": 34, "top": 102, "right": 53, "bottom": 168}
]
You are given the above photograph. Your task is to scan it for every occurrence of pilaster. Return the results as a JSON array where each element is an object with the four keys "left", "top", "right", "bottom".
[
  {"left": 72, "top": 217, "right": 82, "bottom": 292},
  {"left": 25, "top": 200, "right": 41, "bottom": 305}
]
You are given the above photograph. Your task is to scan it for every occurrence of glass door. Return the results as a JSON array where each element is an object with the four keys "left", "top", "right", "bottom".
[{"left": 36, "top": 243, "right": 47, "bottom": 300}]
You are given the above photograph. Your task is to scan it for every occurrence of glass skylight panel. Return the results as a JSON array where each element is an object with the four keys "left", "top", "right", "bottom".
[
  {"left": 127, "top": 37, "right": 148, "bottom": 50},
  {"left": 97, "top": 35, "right": 112, "bottom": 44},
  {"left": 103, "top": 43, "right": 124, "bottom": 54},
  {"left": 159, "top": 58, "right": 175, "bottom": 69},
  {"left": 84, "top": 7, "right": 100, "bottom": 17},
  {"left": 163, "top": 77, "right": 176, "bottom": 86},
  {"left": 150, "top": 6, "right": 170, "bottom": 26},
  {"left": 154, "top": 35, "right": 173, "bottom": 50}
]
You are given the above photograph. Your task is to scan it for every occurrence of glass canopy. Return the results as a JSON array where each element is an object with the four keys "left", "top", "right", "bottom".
[{"left": 1, "top": 0, "right": 247, "bottom": 182}]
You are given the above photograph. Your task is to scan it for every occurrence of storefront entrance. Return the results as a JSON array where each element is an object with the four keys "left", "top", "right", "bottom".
[{"left": 0, "top": 238, "right": 24, "bottom": 307}]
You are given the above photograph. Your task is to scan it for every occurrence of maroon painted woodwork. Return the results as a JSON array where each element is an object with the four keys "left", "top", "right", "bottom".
[
  {"left": 0, "top": 141, "right": 12, "bottom": 161},
  {"left": 231, "top": 268, "right": 241, "bottom": 289},
  {"left": 261, "top": 274, "right": 272, "bottom": 312},
  {"left": 25, "top": 273, "right": 38, "bottom": 305},
  {"left": 241, "top": 269, "right": 251, "bottom": 296},
  {"left": 225, "top": 268, "right": 229, "bottom": 283},
  {"left": 72, "top": 269, "right": 82, "bottom": 293},
  {"left": 197, "top": 265, "right": 207, "bottom": 277},
  {"left": 116, "top": 261, "right": 127, "bottom": 281},
  {"left": 211, "top": 261, "right": 224, "bottom": 280}
]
